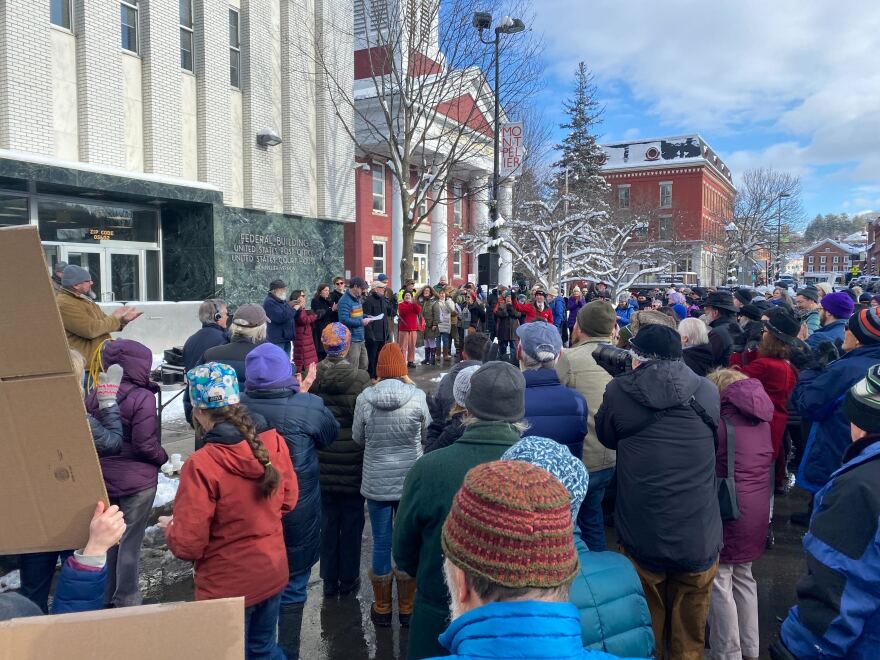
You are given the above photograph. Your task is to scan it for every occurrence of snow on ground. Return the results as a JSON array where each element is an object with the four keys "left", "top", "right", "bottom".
[
  {"left": 153, "top": 473, "right": 181, "bottom": 509},
  {"left": 0, "top": 570, "right": 20, "bottom": 593}
]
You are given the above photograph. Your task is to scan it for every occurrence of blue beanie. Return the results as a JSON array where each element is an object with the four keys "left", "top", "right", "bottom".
[
  {"left": 502, "top": 436, "right": 588, "bottom": 522},
  {"left": 61, "top": 264, "right": 92, "bottom": 287},
  {"left": 244, "top": 343, "right": 298, "bottom": 392}
]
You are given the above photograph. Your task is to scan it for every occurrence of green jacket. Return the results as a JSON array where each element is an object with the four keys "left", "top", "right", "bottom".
[{"left": 393, "top": 421, "right": 522, "bottom": 660}]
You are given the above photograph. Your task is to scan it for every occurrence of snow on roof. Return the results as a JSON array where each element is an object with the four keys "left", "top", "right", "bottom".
[
  {"left": 803, "top": 238, "right": 862, "bottom": 255},
  {"left": 598, "top": 134, "right": 734, "bottom": 184},
  {"left": 843, "top": 230, "right": 868, "bottom": 244}
]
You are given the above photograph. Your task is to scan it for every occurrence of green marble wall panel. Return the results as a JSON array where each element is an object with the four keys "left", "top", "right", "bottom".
[
  {"left": 161, "top": 204, "right": 215, "bottom": 301},
  {"left": 214, "top": 206, "right": 344, "bottom": 306}
]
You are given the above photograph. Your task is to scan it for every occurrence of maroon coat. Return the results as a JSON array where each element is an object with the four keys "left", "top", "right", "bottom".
[
  {"left": 294, "top": 309, "right": 319, "bottom": 369},
  {"left": 86, "top": 339, "right": 167, "bottom": 498},
  {"left": 736, "top": 356, "right": 798, "bottom": 459},
  {"left": 716, "top": 378, "right": 774, "bottom": 564}
]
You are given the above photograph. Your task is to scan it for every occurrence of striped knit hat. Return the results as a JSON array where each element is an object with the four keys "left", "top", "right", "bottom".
[
  {"left": 441, "top": 461, "right": 578, "bottom": 589},
  {"left": 848, "top": 307, "right": 880, "bottom": 345},
  {"left": 843, "top": 365, "right": 880, "bottom": 432}
]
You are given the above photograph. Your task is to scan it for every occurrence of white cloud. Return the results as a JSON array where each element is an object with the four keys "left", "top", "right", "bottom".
[{"left": 533, "top": 0, "right": 880, "bottom": 204}]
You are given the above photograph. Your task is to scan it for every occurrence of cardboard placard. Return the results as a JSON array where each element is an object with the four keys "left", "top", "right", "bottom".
[
  {"left": 0, "top": 598, "right": 245, "bottom": 660},
  {"left": 0, "top": 225, "right": 107, "bottom": 553}
]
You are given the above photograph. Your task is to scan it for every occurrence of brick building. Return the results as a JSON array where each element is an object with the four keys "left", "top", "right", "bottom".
[
  {"left": 344, "top": 0, "right": 501, "bottom": 290},
  {"left": 600, "top": 135, "right": 736, "bottom": 285},
  {"left": 802, "top": 239, "right": 862, "bottom": 284},
  {"left": 0, "top": 0, "right": 354, "bottom": 304}
]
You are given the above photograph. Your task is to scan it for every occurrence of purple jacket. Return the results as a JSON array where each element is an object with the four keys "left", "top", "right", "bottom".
[
  {"left": 716, "top": 378, "right": 774, "bottom": 564},
  {"left": 86, "top": 339, "right": 166, "bottom": 497},
  {"left": 566, "top": 296, "right": 586, "bottom": 329}
]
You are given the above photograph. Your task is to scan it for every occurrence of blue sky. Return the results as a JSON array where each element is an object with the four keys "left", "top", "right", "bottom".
[{"left": 526, "top": 0, "right": 880, "bottom": 225}]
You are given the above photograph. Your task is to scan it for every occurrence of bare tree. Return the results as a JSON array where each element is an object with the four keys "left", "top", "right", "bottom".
[
  {"left": 299, "top": 0, "right": 542, "bottom": 289},
  {"left": 726, "top": 168, "right": 803, "bottom": 283}
]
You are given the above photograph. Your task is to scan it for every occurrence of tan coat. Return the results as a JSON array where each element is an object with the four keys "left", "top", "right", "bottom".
[
  {"left": 56, "top": 288, "right": 121, "bottom": 364},
  {"left": 555, "top": 336, "right": 616, "bottom": 472}
]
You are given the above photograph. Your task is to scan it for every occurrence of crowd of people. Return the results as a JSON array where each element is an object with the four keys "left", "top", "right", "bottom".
[{"left": 3, "top": 262, "right": 878, "bottom": 660}]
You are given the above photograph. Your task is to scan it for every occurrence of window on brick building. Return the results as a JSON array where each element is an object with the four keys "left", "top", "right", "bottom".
[
  {"left": 659, "top": 182, "right": 672, "bottom": 208},
  {"left": 372, "top": 241, "right": 385, "bottom": 274},
  {"left": 120, "top": 0, "right": 139, "bottom": 53},
  {"left": 833, "top": 255, "right": 839, "bottom": 264},
  {"left": 808, "top": 255, "right": 814, "bottom": 264},
  {"left": 658, "top": 215, "right": 673, "bottom": 240},
  {"left": 453, "top": 183, "right": 462, "bottom": 227},
  {"left": 51, "top": 0, "right": 72, "bottom": 29},
  {"left": 453, "top": 249, "right": 462, "bottom": 278},
  {"left": 618, "top": 185, "right": 630, "bottom": 209},
  {"left": 820, "top": 265, "right": 826, "bottom": 273},
  {"left": 820, "top": 256, "right": 826, "bottom": 264},
  {"left": 229, "top": 8, "right": 241, "bottom": 88},
  {"left": 180, "top": 0, "right": 194, "bottom": 71},
  {"left": 372, "top": 163, "right": 385, "bottom": 213}
]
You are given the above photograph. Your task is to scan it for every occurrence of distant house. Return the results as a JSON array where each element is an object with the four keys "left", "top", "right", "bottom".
[{"left": 802, "top": 239, "right": 861, "bottom": 284}]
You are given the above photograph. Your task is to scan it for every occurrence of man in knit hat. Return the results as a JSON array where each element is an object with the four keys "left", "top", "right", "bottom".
[
  {"left": 775, "top": 365, "right": 880, "bottom": 659},
  {"left": 433, "top": 460, "right": 622, "bottom": 660},
  {"left": 795, "top": 286, "right": 822, "bottom": 335},
  {"left": 394, "top": 362, "right": 528, "bottom": 660},
  {"left": 56, "top": 264, "right": 141, "bottom": 366},
  {"left": 804, "top": 290, "right": 854, "bottom": 350},
  {"left": 337, "top": 277, "right": 373, "bottom": 371},
  {"left": 596, "top": 324, "right": 722, "bottom": 658},
  {"left": 556, "top": 300, "right": 618, "bottom": 551},
  {"left": 794, "top": 306, "right": 880, "bottom": 500}
]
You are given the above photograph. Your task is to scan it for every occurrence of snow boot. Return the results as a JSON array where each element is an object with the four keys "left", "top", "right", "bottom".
[
  {"left": 429, "top": 347, "right": 437, "bottom": 365},
  {"left": 421, "top": 348, "right": 430, "bottom": 365},
  {"left": 394, "top": 569, "right": 417, "bottom": 628},
  {"left": 278, "top": 602, "right": 305, "bottom": 660},
  {"left": 369, "top": 570, "right": 393, "bottom": 627}
]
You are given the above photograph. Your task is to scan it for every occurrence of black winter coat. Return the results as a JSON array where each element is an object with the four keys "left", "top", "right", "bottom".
[
  {"left": 182, "top": 323, "right": 228, "bottom": 423},
  {"left": 424, "top": 413, "right": 466, "bottom": 454},
  {"left": 363, "top": 292, "right": 393, "bottom": 342},
  {"left": 240, "top": 388, "right": 339, "bottom": 574},
  {"left": 311, "top": 295, "right": 335, "bottom": 358},
  {"left": 682, "top": 343, "right": 715, "bottom": 376},
  {"left": 596, "top": 360, "right": 722, "bottom": 573},
  {"left": 310, "top": 357, "right": 371, "bottom": 496},
  {"left": 493, "top": 301, "right": 522, "bottom": 341},
  {"left": 708, "top": 315, "right": 744, "bottom": 366},
  {"left": 202, "top": 338, "right": 261, "bottom": 387}
]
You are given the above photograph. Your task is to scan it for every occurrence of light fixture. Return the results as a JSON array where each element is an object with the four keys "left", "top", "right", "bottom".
[
  {"left": 256, "top": 128, "right": 282, "bottom": 147},
  {"left": 498, "top": 16, "right": 526, "bottom": 33},
  {"left": 472, "top": 12, "right": 492, "bottom": 30}
]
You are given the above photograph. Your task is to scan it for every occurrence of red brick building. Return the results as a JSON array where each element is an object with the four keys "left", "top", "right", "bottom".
[
  {"left": 802, "top": 239, "right": 861, "bottom": 284},
  {"left": 600, "top": 135, "right": 736, "bottom": 285}
]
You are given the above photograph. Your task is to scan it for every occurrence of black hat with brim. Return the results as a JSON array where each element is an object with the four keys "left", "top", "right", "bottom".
[
  {"left": 762, "top": 307, "right": 803, "bottom": 347},
  {"left": 704, "top": 291, "right": 738, "bottom": 313}
]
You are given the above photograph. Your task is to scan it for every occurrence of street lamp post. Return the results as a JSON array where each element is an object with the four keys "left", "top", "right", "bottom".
[
  {"left": 775, "top": 192, "right": 790, "bottom": 281},
  {"left": 473, "top": 13, "right": 525, "bottom": 259}
]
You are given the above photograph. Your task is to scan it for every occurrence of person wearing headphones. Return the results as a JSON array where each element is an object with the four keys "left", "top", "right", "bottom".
[{"left": 182, "top": 299, "right": 229, "bottom": 425}]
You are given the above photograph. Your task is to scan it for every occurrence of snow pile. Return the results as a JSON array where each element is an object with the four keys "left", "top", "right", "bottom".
[
  {"left": 153, "top": 473, "right": 181, "bottom": 509},
  {"left": 0, "top": 570, "right": 21, "bottom": 593}
]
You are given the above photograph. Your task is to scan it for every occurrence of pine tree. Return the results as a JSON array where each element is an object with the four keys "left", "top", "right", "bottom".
[{"left": 554, "top": 62, "right": 605, "bottom": 187}]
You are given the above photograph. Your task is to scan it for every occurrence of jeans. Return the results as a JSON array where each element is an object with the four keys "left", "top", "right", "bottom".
[
  {"left": 320, "top": 492, "right": 365, "bottom": 589},
  {"left": 245, "top": 592, "right": 286, "bottom": 660},
  {"left": 347, "top": 341, "right": 368, "bottom": 371},
  {"left": 106, "top": 485, "right": 157, "bottom": 607},
  {"left": 281, "top": 569, "right": 311, "bottom": 606},
  {"left": 365, "top": 339, "right": 386, "bottom": 379},
  {"left": 367, "top": 499, "right": 399, "bottom": 575},
  {"left": 19, "top": 550, "right": 73, "bottom": 613},
  {"left": 438, "top": 332, "right": 452, "bottom": 353},
  {"left": 576, "top": 467, "right": 614, "bottom": 551},
  {"left": 707, "top": 562, "right": 759, "bottom": 659}
]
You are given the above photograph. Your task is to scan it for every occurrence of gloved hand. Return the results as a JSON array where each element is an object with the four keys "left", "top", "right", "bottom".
[{"left": 96, "top": 364, "right": 123, "bottom": 409}]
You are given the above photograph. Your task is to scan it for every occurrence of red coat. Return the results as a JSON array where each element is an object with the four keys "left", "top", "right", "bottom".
[
  {"left": 513, "top": 299, "right": 554, "bottom": 324},
  {"left": 165, "top": 428, "right": 298, "bottom": 607},
  {"left": 294, "top": 309, "right": 319, "bottom": 369},
  {"left": 733, "top": 356, "right": 798, "bottom": 459},
  {"left": 397, "top": 301, "right": 422, "bottom": 332}
]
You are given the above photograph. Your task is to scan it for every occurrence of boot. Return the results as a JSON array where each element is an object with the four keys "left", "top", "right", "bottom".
[
  {"left": 369, "top": 570, "right": 393, "bottom": 627},
  {"left": 394, "top": 569, "right": 417, "bottom": 628},
  {"left": 278, "top": 602, "right": 305, "bottom": 660},
  {"left": 442, "top": 347, "right": 450, "bottom": 364},
  {"left": 429, "top": 347, "right": 437, "bottom": 366},
  {"left": 421, "top": 348, "right": 430, "bottom": 365}
]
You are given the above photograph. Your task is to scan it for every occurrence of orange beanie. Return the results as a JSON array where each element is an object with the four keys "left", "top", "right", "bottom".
[{"left": 377, "top": 342, "right": 408, "bottom": 379}]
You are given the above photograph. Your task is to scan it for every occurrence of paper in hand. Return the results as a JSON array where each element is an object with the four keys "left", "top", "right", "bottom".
[{"left": 364, "top": 313, "right": 385, "bottom": 321}]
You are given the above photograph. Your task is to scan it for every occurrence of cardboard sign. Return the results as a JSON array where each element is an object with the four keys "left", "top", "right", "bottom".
[
  {"left": 0, "top": 226, "right": 107, "bottom": 554},
  {"left": 500, "top": 122, "right": 524, "bottom": 177},
  {"left": 0, "top": 598, "right": 245, "bottom": 659}
]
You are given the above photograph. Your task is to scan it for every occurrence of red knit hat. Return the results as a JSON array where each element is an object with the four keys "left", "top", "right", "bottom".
[
  {"left": 441, "top": 461, "right": 578, "bottom": 589},
  {"left": 377, "top": 342, "right": 408, "bottom": 378}
]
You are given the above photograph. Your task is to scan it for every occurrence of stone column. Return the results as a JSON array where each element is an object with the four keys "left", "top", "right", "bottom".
[
  {"left": 498, "top": 182, "right": 514, "bottom": 285},
  {"left": 391, "top": 176, "right": 403, "bottom": 288},
  {"left": 471, "top": 176, "right": 489, "bottom": 255},
  {"left": 429, "top": 184, "right": 448, "bottom": 284}
]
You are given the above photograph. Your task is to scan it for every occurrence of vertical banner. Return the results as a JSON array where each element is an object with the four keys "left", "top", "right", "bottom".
[
  {"left": 500, "top": 122, "right": 525, "bottom": 177},
  {"left": 364, "top": 266, "right": 373, "bottom": 282}
]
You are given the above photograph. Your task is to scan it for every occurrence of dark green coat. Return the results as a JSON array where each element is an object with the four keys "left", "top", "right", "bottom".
[
  {"left": 393, "top": 422, "right": 522, "bottom": 659},
  {"left": 311, "top": 356, "right": 371, "bottom": 496}
]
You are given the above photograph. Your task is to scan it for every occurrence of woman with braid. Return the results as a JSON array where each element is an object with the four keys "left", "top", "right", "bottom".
[{"left": 159, "top": 362, "right": 298, "bottom": 660}]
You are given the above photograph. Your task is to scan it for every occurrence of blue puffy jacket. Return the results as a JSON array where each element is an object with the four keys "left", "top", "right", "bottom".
[
  {"left": 435, "top": 600, "right": 633, "bottom": 660},
  {"left": 50, "top": 557, "right": 107, "bottom": 614},
  {"left": 523, "top": 369, "right": 588, "bottom": 459},
  {"left": 781, "top": 438, "right": 880, "bottom": 659},
  {"left": 615, "top": 300, "right": 638, "bottom": 327},
  {"left": 263, "top": 294, "right": 297, "bottom": 345},
  {"left": 551, "top": 296, "right": 567, "bottom": 330},
  {"left": 337, "top": 290, "right": 365, "bottom": 343},
  {"left": 804, "top": 318, "right": 847, "bottom": 351},
  {"left": 241, "top": 388, "right": 339, "bottom": 575},
  {"left": 794, "top": 344, "right": 880, "bottom": 493},
  {"left": 570, "top": 536, "right": 655, "bottom": 658}
]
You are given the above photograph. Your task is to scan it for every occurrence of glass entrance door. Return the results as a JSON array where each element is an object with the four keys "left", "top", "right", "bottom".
[
  {"left": 65, "top": 249, "right": 104, "bottom": 301},
  {"left": 109, "top": 251, "right": 142, "bottom": 303}
]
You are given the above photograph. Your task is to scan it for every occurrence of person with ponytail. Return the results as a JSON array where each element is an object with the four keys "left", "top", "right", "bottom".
[{"left": 160, "top": 362, "right": 297, "bottom": 660}]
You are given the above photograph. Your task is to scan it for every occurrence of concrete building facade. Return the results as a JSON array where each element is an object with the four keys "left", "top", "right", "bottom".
[
  {"left": 600, "top": 135, "right": 736, "bottom": 286},
  {"left": 0, "top": 0, "right": 354, "bottom": 304}
]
